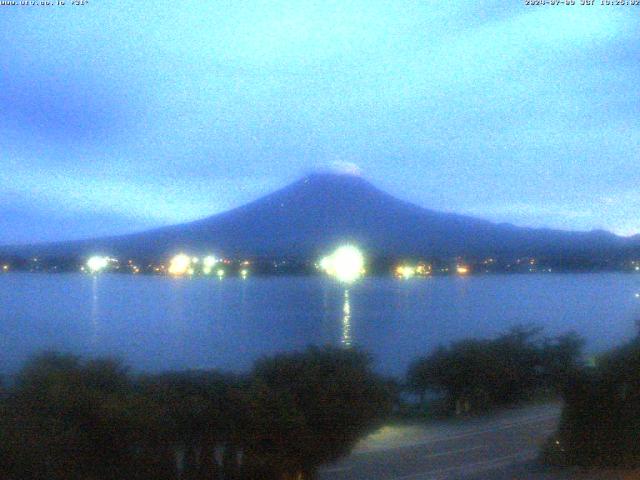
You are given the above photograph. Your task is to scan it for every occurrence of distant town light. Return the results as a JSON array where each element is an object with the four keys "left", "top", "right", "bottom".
[
  {"left": 415, "top": 263, "right": 431, "bottom": 276},
  {"left": 240, "top": 268, "right": 248, "bottom": 279},
  {"left": 320, "top": 245, "right": 365, "bottom": 283},
  {"left": 217, "top": 268, "right": 225, "bottom": 278},
  {"left": 396, "top": 265, "right": 416, "bottom": 279},
  {"left": 86, "top": 256, "right": 109, "bottom": 274},
  {"left": 169, "top": 253, "right": 191, "bottom": 275},
  {"left": 456, "top": 265, "right": 469, "bottom": 275},
  {"left": 2, "top": 264, "right": 9, "bottom": 272},
  {"left": 203, "top": 255, "right": 217, "bottom": 268}
]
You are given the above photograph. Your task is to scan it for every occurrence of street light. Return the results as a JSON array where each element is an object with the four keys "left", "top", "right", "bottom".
[{"left": 319, "top": 245, "right": 365, "bottom": 283}]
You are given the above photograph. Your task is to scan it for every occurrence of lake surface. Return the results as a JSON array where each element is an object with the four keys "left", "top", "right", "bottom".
[{"left": 1, "top": 273, "right": 639, "bottom": 377}]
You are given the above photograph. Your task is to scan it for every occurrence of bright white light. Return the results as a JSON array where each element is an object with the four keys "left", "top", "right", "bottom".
[
  {"left": 240, "top": 269, "right": 248, "bottom": 279},
  {"left": 169, "top": 253, "right": 191, "bottom": 275},
  {"left": 320, "top": 245, "right": 365, "bottom": 283},
  {"left": 87, "top": 256, "right": 109, "bottom": 274},
  {"left": 342, "top": 289, "right": 352, "bottom": 346},
  {"left": 217, "top": 268, "right": 225, "bottom": 278},
  {"left": 203, "top": 255, "right": 217, "bottom": 268}
]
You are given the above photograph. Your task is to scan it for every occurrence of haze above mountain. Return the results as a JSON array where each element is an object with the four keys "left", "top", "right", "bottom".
[{"left": 2, "top": 174, "right": 638, "bottom": 260}]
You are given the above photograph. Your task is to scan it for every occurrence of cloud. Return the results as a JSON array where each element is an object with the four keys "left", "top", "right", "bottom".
[
  {"left": 461, "top": 191, "right": 640, "bottom": 236},
  {"left": 0, "top": 2, "right": 639, "bottom": 241}
]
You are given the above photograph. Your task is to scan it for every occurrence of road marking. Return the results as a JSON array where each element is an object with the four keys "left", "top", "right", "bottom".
[
  {"left": 429, "top": 414, "right": 557, "bottom": 443},
  {"left": 422, "top": 445, "right": 484, "bottom": 459},
  {"left": 390, "top": 449, "right": 536, "bottom": 480},
  {"left": 321, "top": 407, "right": 560, "bottom": 479},
  {"left": 353, "top": 413, "right": 558, "bottom": 455},
  {"left": 321, "top": 445, "right": 484, "bottom": 475}
]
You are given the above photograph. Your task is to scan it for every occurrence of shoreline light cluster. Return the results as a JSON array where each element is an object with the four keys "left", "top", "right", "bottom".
[
  {"left": 394, "top": 262, "right": 433, "bottom": 279},
  {"left": 47, "top": 253, "right": 639, "bottom": 279},
  {"left": 78, "top": 252, "right": 255, "bottom": 278},
  {"left": 169, "top": 253, "right": 225, "bottom": 277}
]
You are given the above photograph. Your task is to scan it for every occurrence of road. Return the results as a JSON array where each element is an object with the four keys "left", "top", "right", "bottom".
[{"left": 319, "top": 403, "right": 562, "bottom": 480}]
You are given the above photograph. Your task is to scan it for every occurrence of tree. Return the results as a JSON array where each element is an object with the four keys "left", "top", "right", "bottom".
[
  {"left": 546, "top": 334, "right": 640, "bottom": 467},
  {"left": 407, "top": 327, "right": 584, "bottom": 414},
  {"left": 245, "top": 346, "right": 393, "bottom": 479},
  {"left": 136, "top": 370, "right": 247, "bottom": 480},
  {"left": 1, "top": 352, "right": 145, "bottom": 480},
  {"left": 1, "top": 348, "right": 393, "bottom": 480}
]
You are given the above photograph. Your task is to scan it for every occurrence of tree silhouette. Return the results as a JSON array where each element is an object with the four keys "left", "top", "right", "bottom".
[
  {"left": 246, "top": 346, "right": 393, "bottom": 479},
  {"left": 407, "top": 327, "right": 584, "bottom": 414}
]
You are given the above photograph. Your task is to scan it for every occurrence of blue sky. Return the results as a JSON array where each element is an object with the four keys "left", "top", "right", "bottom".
[{"left": 1, "top": 1, "right": 639, "bottom": 244}]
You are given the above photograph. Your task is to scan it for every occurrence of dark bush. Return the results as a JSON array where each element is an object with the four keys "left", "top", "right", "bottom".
[
  {"left": 0, "top": 347, "right": 392, "bottom": 480},
  {"left": 407, "top": 326, "right": 584, "bottom": 414},
  {"left": 245, "top": 346, "right": 394, "bottom": 479},
  {"left": 548, "top": 334, "right": 640, "bottom": 468}
]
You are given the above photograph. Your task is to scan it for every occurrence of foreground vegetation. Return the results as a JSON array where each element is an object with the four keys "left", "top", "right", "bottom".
[
  {"left": 544, "top": 325, "right": 640, "bottom": 468},
  {"left": 407, "top": 326, "right": 640, "bottom": 469},
  {"left": 0, "top": 347, "right": 392, "bottom": 480},
  {"left": 6, "top": 324, "right": 635, "bottom": 478},
  {"left": 406, "top": 326, "right": 584, "bottom": 416}
]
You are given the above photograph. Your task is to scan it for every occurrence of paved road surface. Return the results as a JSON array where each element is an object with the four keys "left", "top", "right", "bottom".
[{"left": 319, "top": 403, "right": 561, "bottom": 480}]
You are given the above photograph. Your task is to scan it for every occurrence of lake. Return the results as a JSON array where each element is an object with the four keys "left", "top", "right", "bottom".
[{"left": 1, "top": 273, "right": 639, "bottom": 377}]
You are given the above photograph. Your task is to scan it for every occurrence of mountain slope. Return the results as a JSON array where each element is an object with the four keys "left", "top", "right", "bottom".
[{"left": 2, "top": 173, "right": 638, "bottom": 259}]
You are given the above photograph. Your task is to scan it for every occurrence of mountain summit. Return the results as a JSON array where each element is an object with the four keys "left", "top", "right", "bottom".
[{"left": 2, "top": 173, "right": 638, "bottom": 260}]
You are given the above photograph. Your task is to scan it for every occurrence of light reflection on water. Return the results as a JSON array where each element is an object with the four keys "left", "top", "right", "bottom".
[
  {"left": 342, "top": 289, "right": 352, "bottom": 347},
  {"left": 90, "top": 276, "right": 100, "bottom": 346},
  {"left": 0, "top": 273, "right": 639, "bottom": 376}
]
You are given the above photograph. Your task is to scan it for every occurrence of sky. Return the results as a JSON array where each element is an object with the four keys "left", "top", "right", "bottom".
[{"left": 1, "top": 0, "right": 639, "bottom": 245}]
